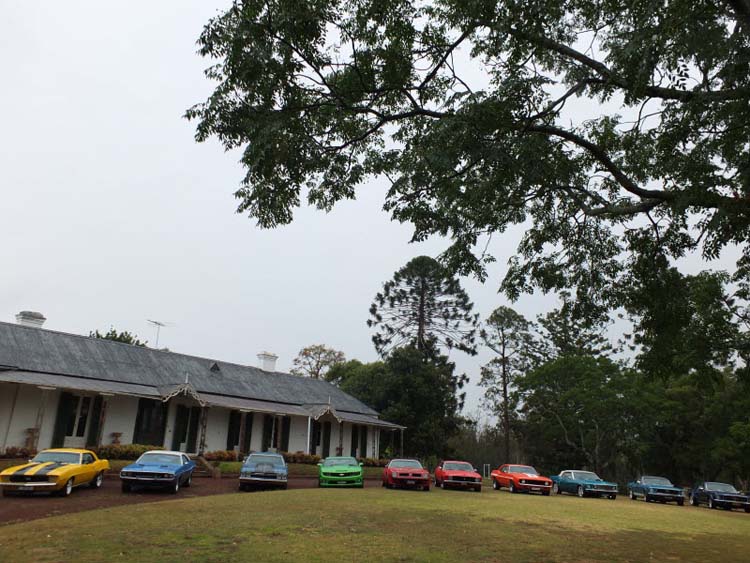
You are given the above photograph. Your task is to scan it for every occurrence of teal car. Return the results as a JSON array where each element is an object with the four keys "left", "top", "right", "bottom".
[
  {"left": 318, "top": 456, "right": 364, "bottom": 488},
  {"left": 551, "top": 470, "right": 618, "bottom": 499}
]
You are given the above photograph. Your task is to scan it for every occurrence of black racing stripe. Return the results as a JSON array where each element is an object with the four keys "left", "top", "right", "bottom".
[
  {"left": 12, "top": 463, "right": 41, "bottom": 476},
  {"left": 35, "top": 462, "right": 66, "bottom": 475}
]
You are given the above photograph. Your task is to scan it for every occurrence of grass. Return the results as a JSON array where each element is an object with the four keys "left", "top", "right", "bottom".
[
  {"left": 216, "top": 461, "right": 384, "bottom": 478},
  {"left": 2, "top": 488, "right": 749, "bottom": 562}
]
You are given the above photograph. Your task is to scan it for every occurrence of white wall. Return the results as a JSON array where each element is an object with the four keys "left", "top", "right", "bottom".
[
  {"left": 0, "top": 384, "right": 59, "bottom": 451},
  {"left": 101, "top": 395, "right": 139, "bottom": 446},
  {"left": 203, "top": 407, "right": 230, "bottom": 452},
  {"left": 248, "top": 412, "right": 264, "bottom": 452}
]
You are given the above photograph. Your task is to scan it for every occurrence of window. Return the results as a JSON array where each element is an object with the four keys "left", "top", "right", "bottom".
[{"left": 82, "top": 453, "right": 94, "bottom": 464}]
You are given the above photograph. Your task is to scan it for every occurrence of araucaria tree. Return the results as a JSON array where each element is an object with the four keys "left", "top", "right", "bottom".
[
  {"left": 90, "top": 328, "right": 147, "bottom": 347},
  {"left": 479, "top": 306, "right": 535, "bottom": 463},
  {"left": 188, "top": 1, "right": 750, "bottom": 313},
  {"left": 368, "top": 256, "right": 478, "bottom": 356},
  {"left": 290, "top": 344, "right": 346, "bottom": 379}
]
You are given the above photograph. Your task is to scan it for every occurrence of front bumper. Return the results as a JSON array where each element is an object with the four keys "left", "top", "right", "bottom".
[
  {"left": 391, "top": 476, "right": 430, "bottom": 488},
  {"left": 120, "top": 474, "right": 177, "bottom": 486},
  {"left": 645, "top": 491, "right": 683, "bottom": 501},
  {"left": 443, "top": 478, "right": 482, "bottom": 489},
  {"left": 320, "top": 473, "right": 363, "bottom": 487},
  {"left": 0, "top": 481, "right": 58, "bottom": 491},
  {"left": 516, "top": 482, "right": 552, "bottom": 493},
  {"left": 585, "top": 487, "right": 618, "bottom": 495},
  {"left": 239, "top": 475, "right": 287, "bottom": 485},
  {"left": 715, "top": 498, "right": 750, "bottom": 507}
]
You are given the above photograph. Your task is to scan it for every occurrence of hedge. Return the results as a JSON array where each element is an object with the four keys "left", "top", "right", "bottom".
[
  {"left": 202, "top": 449, "right": 390, "bottom": 467},
  {"left": 0, "top": 447, "right": 37, "bottom": 460},
  {"left": 92, "top": 444, "right": 164, "bottom": 460}
]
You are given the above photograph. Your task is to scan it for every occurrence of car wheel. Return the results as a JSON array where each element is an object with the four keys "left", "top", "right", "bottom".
[
  {"left": 170, "top": 479, "right": 180, "bottom": 495},
  {"left": 475, "top": 486, "right": 482, "bottom": 493},
  {"left": 184, "top": 473, "right": 192, "bottom": 488},
  {"left": 239, "top": 483, "right": 248, "bottom": 492},
  {"left": 689, "top": 495, "right": 698, "bottom": 506},
  {"left": 708, "top": 497, "right": 716, "bottom": 509},
  {"left": 629, "top": 490, "right": 636, "bottom": 501},
  {"left": 542, "top": 490, "right": 550, "bottom": 496},
  {"left": 645, "top": 494, "right": 652, "bottom": 503},
  {"left": 423, "top": 485, "right": 430, "bottom": 492},
  {"left": 440, "top": 481, "right": 446, "bottom": 489},
  {"left": 90, "top": 472, "right": 104, "bottom": 489},
  {"left": 677, "top": 498, "right": 685, "bottom": 506},
  {"left": 60, "top": 478, "right": 74, "bottom": 497},
  {"left": 744, "top": 506, "right": 750, "bottom": 513},
  {"left": 121, "top": 482, "right": 131, "bottom": 493},
  {"left": 552, "top": 483, "right": 560, "bottom": 495},
  {"left": 509, "top": 481, "right": 517, "bottom": 494},
  {"left": 609, "top": 494, "right": 617, "bottom": 500},
  {"left": 492, "top": 479, "right": 499, "bottom": 491},
  {"left": 577, "top": 485, "right": 585, "bottom": 498}
]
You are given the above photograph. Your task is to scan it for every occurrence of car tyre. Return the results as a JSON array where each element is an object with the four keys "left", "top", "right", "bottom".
[
  {"left": 677, "top": 498, "right": 685, "bottom": 506},
  {"left": 170, "top": 479, "right": 180, "bottom": 495},
  {"left": 509, "top": 481, "right": 518, "bottom": 494},
  {"left": 184, "top": 473, "right": 192, "bottom": 488},
  {"left": 689, "top": 495, "right": 698, "bottom": 507},
  {"left": 239, "top": 483, "right": 248, "bottom": 492},
  {"left": 440, "top": 481, "right": 446, "bottom": 490},
  {"left": 577, "top": 485, "right": 585, "bottom": 498},
  {"left": 645, "top": 494, "right": 652, "bottom": 503},
  {"left": 1, "top": 489, "right": 11, "bottom": 497},
  {"left": 609, "top": 494, "right": 617, "bottom": 500},
  {"left": 552, "top": 483, "right": 560, "bottom": 495},
  {"left": 423, "top": 485, "right": 430, "bottom": 492},
  {"left": 744, "top": 506, "right": 750, "bottom": 513},
  {"left": 90, "top": 472, "right": 104, "bottom": 489},
  {"left": 708, "top": 497, "right": 716, "bottom": 509},
  {"left": 629, "top": 490, "right": 636, "bottom": 500},
  {"left": 60, "top": 478, "right": 74, "bottom": 497},
  {"left": 542, "top": 490, "right": 550, "bottom": 496},
  {"left": 475, "top": 486, "right": 482, "bottom": 493},
  {"left": 492, "top": 479, "right": 499, "bottom": 491},
  {"left": 121, "top": 482, "right": 131, "bottom": 493}
]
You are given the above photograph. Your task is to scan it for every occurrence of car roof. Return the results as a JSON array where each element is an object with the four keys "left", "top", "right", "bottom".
[
  {"left": 443, "top": 460, "right": 472, "bottom": 464},
  {"left": 248, "top": 451, "right": 284, "bottom": 457},
  {"left": 41, "top": 448, "right": 89, "bottom": 454},
  {"left": 140, "top": 450, "right": 184, "bottom": 456}
]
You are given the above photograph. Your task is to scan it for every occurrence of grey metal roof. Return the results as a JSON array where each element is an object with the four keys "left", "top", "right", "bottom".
[
  {"left": 0, "top": 321, "right": 378, "bottom": 416},
  {"left": 0, "top": 370, "right": 161, "bottom": 398},
  {"left": 302, "top": 404, "right": 405, "bottom": 430}
]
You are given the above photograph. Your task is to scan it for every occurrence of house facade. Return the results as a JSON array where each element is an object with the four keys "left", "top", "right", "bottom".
[{"left": 0, "top": 315, "right": 403, "bottom": 458}]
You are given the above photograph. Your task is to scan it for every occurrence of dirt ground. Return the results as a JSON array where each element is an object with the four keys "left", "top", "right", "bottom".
[{"left": 0, "top": 476, "right": 380, "bottom": 526}]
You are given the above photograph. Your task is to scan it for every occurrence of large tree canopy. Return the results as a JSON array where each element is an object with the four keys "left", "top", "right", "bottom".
[{"left": 188, "top": 0, "right": 750, "bottom": 311}]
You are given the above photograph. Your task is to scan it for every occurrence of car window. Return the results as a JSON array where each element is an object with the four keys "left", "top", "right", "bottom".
[
  {"left": 182, "top": 455, "right": 190, "bottom": 465},
  {"left": 501, "top": 466, "right": 508, "bottom": 473},
  {"left": 82, "top": 453, "right": 94, "bottom": 464},
  {"left": 561, "top": 472, "right": 571, "bottom": 479}
]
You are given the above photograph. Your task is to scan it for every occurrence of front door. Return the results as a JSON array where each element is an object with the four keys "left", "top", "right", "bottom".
[
  {"left": 54, "top": 394, "right": 94, "bottom": 448},
  {"left": 171, "top": 404, "right": 201, "bottom": 452},
  {"left": 133, "top": 398, "right": 168, "bottom": 446},
  {"left": 322, "top": 421, "right": 331, "bottom": 458}
]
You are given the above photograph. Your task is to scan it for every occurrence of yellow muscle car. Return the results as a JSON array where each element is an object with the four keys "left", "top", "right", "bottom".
[{"left": 0, "top": 448, "right": 110, "bottom": 497}]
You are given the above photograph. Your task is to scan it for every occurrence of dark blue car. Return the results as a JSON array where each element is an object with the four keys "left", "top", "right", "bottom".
[
  {"left": 551, "top": 470, "right": 618, "bottom": 499},
  {"left": 120, "top": 450, "right": 196, "bottom": 494},
  {"left": 627, "top": 475, "right": 684, "bottom": 505},
  {"left": 690, "top": 481, "right": 750, "bottom": 512}
]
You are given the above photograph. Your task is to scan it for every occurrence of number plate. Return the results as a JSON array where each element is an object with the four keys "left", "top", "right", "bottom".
[
  {"left": 18, "top": 486, "right": 33, "bottom": 491},
  {"left": 338, "top": 481, "right": 349, "bottom": 484},
  {"left": 406, "top": 480, "right": 415, "bottom": 485},
  {"left": 531, "top": 487, "right": 541, "bottom": 491}
]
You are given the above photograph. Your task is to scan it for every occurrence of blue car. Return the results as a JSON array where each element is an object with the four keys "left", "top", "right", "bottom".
[
  {"left": 627, "top": 475, "right": 684, "bottom": 505},
  {"left": 551, "top": 470, "right": 618, "bottom": 499},
  {"left": 239, "top": 452, "right": 288, "bottom": 491},
  {"left": 690, "top": 481, "right": 750, "bottom": 512},
  {"left": 120, "top": 450, "right": 196, "bottom": 494}
]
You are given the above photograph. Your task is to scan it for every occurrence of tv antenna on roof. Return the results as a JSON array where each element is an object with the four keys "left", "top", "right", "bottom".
[{"left": 147, "top": 319, "right": 173, "bottom": 348}]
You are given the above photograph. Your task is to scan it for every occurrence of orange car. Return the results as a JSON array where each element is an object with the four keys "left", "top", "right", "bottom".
[{"left": 490, "top": 464, "right": 552, "bottom": 495}]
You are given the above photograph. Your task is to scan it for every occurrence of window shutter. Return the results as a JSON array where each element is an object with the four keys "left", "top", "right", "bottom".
[
  {"left": 86, "top": 395, "right": 103, "bottom": 447},
  {"left": 350, "top": 425, "right": 358, "bottom": 457},
  {"left": 242, "top": 413, "right": 254, "bottom": 453},
  {"left": 226, "top": 410, "right": 241, "bottom": 450},
  {"left": 280, "top": 417, "right": 291, "bottom": 452},
  {"left": 262, "top": 414, "right": 273, "bottom": 451}
]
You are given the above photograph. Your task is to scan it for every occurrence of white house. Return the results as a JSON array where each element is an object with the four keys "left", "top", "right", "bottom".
[{"left": 0, "top": 312, "right": 403, "bottom": 458}]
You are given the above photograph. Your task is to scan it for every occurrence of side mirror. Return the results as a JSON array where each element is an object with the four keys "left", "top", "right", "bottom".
[
  {"left": 473, "top": 468, "right": 478, "bottom": 473},
  {"left": 317, "top": 463, "right": 322, "bottom": 467},
  {"left": 359, "top": 462, "right": 364, "bottom": 467}
]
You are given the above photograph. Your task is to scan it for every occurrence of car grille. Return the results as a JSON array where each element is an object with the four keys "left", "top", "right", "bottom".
[
  {"left": 397, "top": 473, "right": 425, "bottom": 478},
  {"left": 654, "top": 488, "right": 679, "bottom": 495},
  {"left": 520, "top": 479, "right": 549, "bottom": 486},
  {"left": 450, "top": 476, "right": 477, "bottom": 482},
  {"left": 9, "top": 475, "right": 51, "bottom": 483},
  {"left": 124, "top": 472, "right": 171, "bottom": 479},
  {"left": 720, "top": 494, "right": 746, "bottom": 501},
  {"left": 325, "top": 472, "right": 358, "bottom": 477},
  {"left": 251, "top": 472, "right": 277, "bottom": 479}
]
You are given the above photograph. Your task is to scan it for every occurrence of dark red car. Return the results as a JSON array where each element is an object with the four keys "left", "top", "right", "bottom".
[
  {"left": 382, "top": 459, "right": 431, "bottom": 491},
  {"left": 434, "top": 460, "right": 482, "bottom": 492},
  {"left": 490, "top": 464, "right": 552, "bottom": 495}
]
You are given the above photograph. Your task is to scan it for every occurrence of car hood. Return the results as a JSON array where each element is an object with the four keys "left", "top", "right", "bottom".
[
  {"left": 642, "top": 484, "right": 682, "bottom": 491},
  {"left": 510, "top": 472, "right": 548, "bottom": 479},
  {"left": 443, "top": 470, "right": 481, "bottom": 478},
  {"left": 123, "top": 463, "right": 179, "bottom": 473},
  {"left": 578, "top": 479, "right": 616, "bottom": 486},
  {"left": 243, "top": 464, "right": 286, "bottom": 472},
  {"left": 1, "top": 461, "right": 78, "bottom": 477},
  {"left": 321, "top": 465, "right": 362, "bottom": 472}
]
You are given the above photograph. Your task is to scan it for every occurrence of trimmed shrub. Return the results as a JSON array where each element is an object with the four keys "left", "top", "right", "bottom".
[
  {"left": 93, "top": 444, "right": 164, "bottom": 460},
  {"left": 203, "top": 450, "right": 238, "bottom": 462}
]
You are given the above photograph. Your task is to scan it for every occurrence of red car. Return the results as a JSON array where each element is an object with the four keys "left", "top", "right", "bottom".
[
  {"left": 434, "top": 460, "right": 482, "bottom": 492},
  {"left": 382, "top": 459, "right": 431, "bottom": 491},
  {"left": 490, "top": 464, "right": 552, "bottom": 495}
]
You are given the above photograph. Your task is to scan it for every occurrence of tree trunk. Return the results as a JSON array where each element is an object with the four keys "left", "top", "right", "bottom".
[
  {"left": 417, "top": 280, "right": 426, "bottom": 352},
  {"left": 501, "top": 337, "right": 511, "bottom": 462}
]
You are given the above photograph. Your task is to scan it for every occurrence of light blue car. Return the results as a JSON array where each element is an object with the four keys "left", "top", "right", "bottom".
[
  {"left": 239, "top": 452, "right": 288, "bottom": 491},
  {"left": 120, "top": 450, "right": 196, "bottom": 494},
  {"left": 551, "top": 469, "right": 618, "bottom": 499}
]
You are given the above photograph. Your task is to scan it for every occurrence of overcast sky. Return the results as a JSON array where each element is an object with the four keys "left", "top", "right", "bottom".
[{"left": 0, "top": 2, "right": 737, "bottom": 418}]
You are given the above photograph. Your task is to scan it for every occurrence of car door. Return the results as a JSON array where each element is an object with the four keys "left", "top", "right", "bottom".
[
  {"left": 696, "top": 482, "right": 708, "bottom": 503},
  {"left": 77, "top": 453, "right": 97, "bottom": 484},
  {"left": 560, "top": 472, "right": 573, "bottom": 493},
  {"left": 499, "top": 466, "right": 510, "bottom": 488},
  {"left": 182, "top": 455, "right": 194, "bottom": 481}
]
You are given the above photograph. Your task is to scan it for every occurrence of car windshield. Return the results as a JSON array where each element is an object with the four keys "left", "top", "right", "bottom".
[
  {"left": 32, "top": 452, "right": 80, "bottom": 464},
  {"left": 509, "top": 465, "right": 538, "bottom": 475},
  {"left": 323, "top": 457, "right": 358, "bottom": 467},
  {"left": 573, "top": 471, "right": 601, "bottom": 481},
  {"left": 643, "top": 476, "right": 673, "bottom": 486},
  {"left": 245, "top": 455, "right": 284, "bottom": 467},
  {"left": 706, "top": 482, "right": 739, "bottom": 493},
  {"left": 137, "top": 453, "right": 181, "bottom": 465},
  {"left": 390, "top": 460, "right": 422, "bottom": 469},
  {"left": 444, "top": 462, "right": 473, "bottom": 471}
]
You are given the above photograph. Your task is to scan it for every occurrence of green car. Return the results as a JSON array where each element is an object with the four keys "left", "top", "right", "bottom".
[{"left": 318, "top": 456, "right": 364, "bottom": 488}]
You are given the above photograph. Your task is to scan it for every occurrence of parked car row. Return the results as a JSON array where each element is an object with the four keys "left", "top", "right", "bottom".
[{"left": 2, "top": 449, "right": 749, "bottom": 515}]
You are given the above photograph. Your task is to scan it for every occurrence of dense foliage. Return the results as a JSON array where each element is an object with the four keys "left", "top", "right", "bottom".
[
  {"left": 90, "top": 327, "right": 147, "bottom": 347},
  {"left": 189, "top": 0, "right": 750, "bottom": 318}
]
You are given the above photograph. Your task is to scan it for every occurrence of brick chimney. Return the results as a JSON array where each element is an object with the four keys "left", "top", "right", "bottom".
[
  {"left": 15, "top": 311, "right": 46, "bottom": 328},
  {"left": 257, "top": 351, "right": 278, "bottom": 372}
]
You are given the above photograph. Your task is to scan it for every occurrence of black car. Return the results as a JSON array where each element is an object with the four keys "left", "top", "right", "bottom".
[{"left": 689, "top": 481, "right": 750, "bottom": 512}]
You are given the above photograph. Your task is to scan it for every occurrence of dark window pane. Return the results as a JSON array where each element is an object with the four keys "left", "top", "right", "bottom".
[
  {"left": 64, "top": 397, "right": 80, "bottom": 436},
  {"left": 75, "top": 396, "right": 92, "bottom": 437}
]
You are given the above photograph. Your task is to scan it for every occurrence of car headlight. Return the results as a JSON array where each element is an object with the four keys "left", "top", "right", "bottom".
[
  {"left": 391, "top": 471, "right": 397, "bottom": 478},
  {"left": 519, "top": 479, "right": 526, "bottom": 484}
]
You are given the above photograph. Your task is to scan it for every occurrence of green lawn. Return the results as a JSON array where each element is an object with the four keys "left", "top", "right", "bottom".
[{"left": 1, "top": 488, "right": 749, "bottom": 562}]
